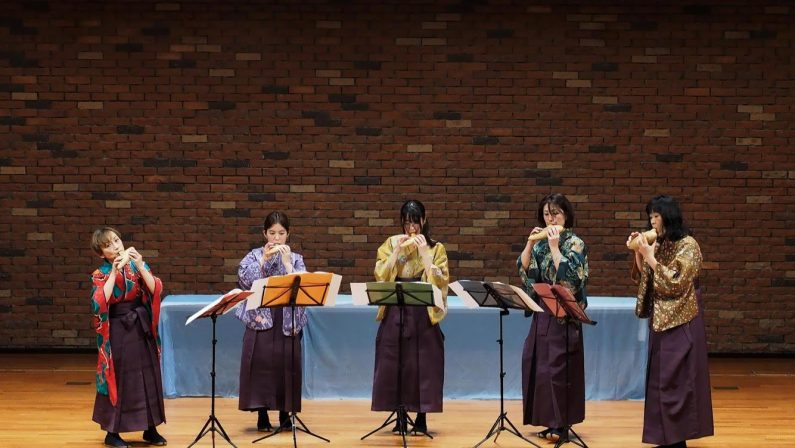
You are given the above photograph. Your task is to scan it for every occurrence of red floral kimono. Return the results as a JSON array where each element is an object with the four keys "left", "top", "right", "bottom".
[{"left": 90, "top": 261, "right": 163, "bottom": 406}]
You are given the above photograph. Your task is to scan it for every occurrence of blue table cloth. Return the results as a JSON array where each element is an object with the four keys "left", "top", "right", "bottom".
[{"left": 160, "top": 295, "right": 647, "bottom": 400}]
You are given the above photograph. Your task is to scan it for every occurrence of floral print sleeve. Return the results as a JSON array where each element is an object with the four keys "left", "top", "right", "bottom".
[
  {"left": 555, "top": 234, "right": 589, "bottom": 307},
  {"left": 235, "top": 249, "right": 309, "bottom": 335},
  {"left": 517, "top": 231, "right": 589, "bottom": 309}
]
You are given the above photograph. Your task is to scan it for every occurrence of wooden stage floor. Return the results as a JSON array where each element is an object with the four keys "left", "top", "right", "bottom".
[{"left": 0, "top": 354, "right": 793, "bottom": 447}]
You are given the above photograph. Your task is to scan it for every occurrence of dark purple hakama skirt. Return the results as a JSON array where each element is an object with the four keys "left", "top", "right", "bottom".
[
  {"left": 642, "top": 294, "right": 714, "bottom": 445},
  {"left": 372, "top": 306, "right": 444, "bottom": 413},
  {"left": 92, "top": 301, "right": 166, "bottom": 433},
  {"left": 238, "top": 307, "right": 302, "bottom": 412},
  {"left": 521, "top": 301, "right": 585, "bottom": 428}
]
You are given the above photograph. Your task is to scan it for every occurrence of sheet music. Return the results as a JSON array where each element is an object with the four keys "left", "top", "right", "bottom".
[
  {"left": 531, "top": 283, "right": 593, "bottom": 323},
  {"left": 325, "top": 272, "right": 342, "bottom": 307},
  {"left": 246, "top": 272, "right": 342, "bottom": 310},
  {"left": 350, "top": 282, "right": 369, "bottom": 306},
  {"left": 448, "top": 280, "right": 544, "bottom": 313},
  {"left": 350, "top": 281, "right": 443, "bottom": 308},
  {"left": 247, "top": 278, "right": 268, "bottom": 311},
  {"left": 448, "top": 281, "right": 480, "bottom": 309},
  {"left": 431, "top": 283, "right": 444, "bottom": 309},
  {"left": 185, "top": 288, "right": 253, "bottom": 325},
  {"left": 508, "top": 283, "right": 544, "bottom": 312}
]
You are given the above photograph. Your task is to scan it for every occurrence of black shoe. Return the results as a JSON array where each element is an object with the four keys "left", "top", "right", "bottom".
[
  {"left": 279, "top": 410, "right": 293, "bottom": 430},
  {"left": 655, "top": 443, "right": 686, "bottom": 448},
  {"left": 142, "top": 427, "right": 167, "bottom": 446},
  {"left": 536, "top": 428, "right": 553, "bottom": 440},
  {"left": 257, "top": 409, "right": 273, "bottom": 432},
  {"left": 548, "top": 427, "right": 567, "bottom": 442},
  {"left": 411, "top": 412, "right": 427, "bottom": 434},
  {"left": 104, "top": 432, "right": 130, "bottom": 448}
]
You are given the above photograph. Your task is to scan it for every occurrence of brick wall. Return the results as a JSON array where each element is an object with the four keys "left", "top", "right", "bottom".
[{"left": 1, "top": 1, "right": 793, "bottom": 352}]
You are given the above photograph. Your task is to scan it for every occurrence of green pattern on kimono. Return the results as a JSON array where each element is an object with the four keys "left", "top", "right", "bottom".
[{"left": 517, "top": 229, "right": 589, "bottom": 308}]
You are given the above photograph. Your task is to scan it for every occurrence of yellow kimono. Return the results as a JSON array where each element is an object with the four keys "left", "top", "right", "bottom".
[{"left": 374, "top": 234, "right": 449, "bottom": 325}]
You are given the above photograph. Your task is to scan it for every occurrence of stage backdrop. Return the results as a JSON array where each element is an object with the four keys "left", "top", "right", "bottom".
[{"left": 0, "top": 0, "right": 793, "bottom": 353}]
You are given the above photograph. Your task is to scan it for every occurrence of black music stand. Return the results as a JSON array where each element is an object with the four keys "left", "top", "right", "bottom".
[
  {"left": 186, "top": 289, "right": 254, "bottom": 448},
  {"left": 249, "top": 272, "right": 341, "bottom": 448},
  {"left": 355, "top": 281, "right": 441, "bottom": 448},
  {"left": 532, "top": 283, "right": 596, "bottom": 448},
  {"left": 450, "top": 280, "right": 544, "bottom": 448}
]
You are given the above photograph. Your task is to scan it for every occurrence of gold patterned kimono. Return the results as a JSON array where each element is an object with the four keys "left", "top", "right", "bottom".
[
  {"left": 634, "top": 236, "right": 703, "bottom": 332},
  {"left": 374, "top": 234, "right": 450, "bottom": 324}
]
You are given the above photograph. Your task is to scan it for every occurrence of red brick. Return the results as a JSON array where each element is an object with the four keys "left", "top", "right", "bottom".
[{"left": 0, "top": 0, "right": 792, "bottom": 353}]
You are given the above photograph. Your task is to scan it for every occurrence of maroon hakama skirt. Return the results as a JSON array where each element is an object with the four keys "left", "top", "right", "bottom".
[
  {"left": 642, "top": 294, "right": 714, "bottom": 445},
  {"left": 238, "top": 307, "right": 302, "bottom": 412},
  {"left": 521, "top": 301, "right": 585, "bottom": 428},
  {"left": 92, "top": 300, "right": 166, "bottom": 433},
  {"left": 371, "top": 306, "right": 444, "bottom": 413}
]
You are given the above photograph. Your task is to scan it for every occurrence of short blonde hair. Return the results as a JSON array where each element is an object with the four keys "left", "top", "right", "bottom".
[{"left": 91, "top": 227, "right": 122, "bottom": 254}]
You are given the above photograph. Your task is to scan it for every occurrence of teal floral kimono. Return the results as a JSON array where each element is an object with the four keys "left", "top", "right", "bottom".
[
  {"left": 517, "top": 228, "right": 589, "bottom": 428},
  {"left": 518, "top": 229, "right": 589, "bottom": 308}
]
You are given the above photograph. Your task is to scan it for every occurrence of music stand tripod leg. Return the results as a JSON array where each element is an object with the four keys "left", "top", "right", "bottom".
[
  {"left": 474, "top": 414, "right": 502, "bottom": 448},
  {"left": 362, "top": 296, "right": 409, "bottom": 446},
  {"left": 360, "top": 409, "right": 399, "bottom": 439},
  {"left": 473, "top": 305, "right": 541, "bottom": 448},
  {"left": 187, "top": 417, "right": 212, "bottom": 448},
  {"left": 396, "top": 302, "right": 408, "bottom": 447},
  {"left": 291, "top": 413, "right": 330, "bottom": 442},
  {"left": 213, "top": 414, "right": 236, "bottom": 445},
  {"left": 253, "top": 277, "right": 332, "bottom": 447},
  {"left": 253, "top": 421, "right": 285, "bottom": 443},
  {"left": 557, "top": 426, "right": 587, "bottom": 448},
  {"left": 360, "top": 281, "right": 439, "bottom": 446},
  {"left": 189, "top": 314, "right": 237, "bottom": 448},
  {"left": 399, "top": 407, "right": 410, "bottom": 448},
  {"left": 554, "top": 315, "right": 587, "bottom": 448},
  {"left": 361, "top": 407, "right": 410, "bottom": 448},
  {"left": 503, "top": 413, "right": 534, "bottom": 439}
]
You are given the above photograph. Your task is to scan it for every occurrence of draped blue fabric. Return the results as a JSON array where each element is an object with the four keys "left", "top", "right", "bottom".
[{"left": 161, "top": 295, "right": 646, "bottom": 400}]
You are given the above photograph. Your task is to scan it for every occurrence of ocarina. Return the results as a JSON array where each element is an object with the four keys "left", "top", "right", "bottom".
[
  {"left": 264, "top": 244, "right": 283, "bottom": 256},
  {"left": 627, "top": 229, "right": 658, "bottom": 250},
  {"left": 400, "top": 233, "right": 420, "bottom": 252},
  {"left": 116, "top": 248, "right": 132, "bottom": 266},
  {"left": 527, "top": 225, "right": 565, "bottom": 241}
]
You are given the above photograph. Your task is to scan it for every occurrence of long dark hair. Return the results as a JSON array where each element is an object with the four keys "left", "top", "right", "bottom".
[
  {"left": 645, "top": 195, "right": 690, "bottom": 242},
  {"left": 536, "top": 193, "right": 575, "bottom": 228},
  {"left": 400, "top": 199, "right": 437, "bottom": 248},
  {"left": 264, "top": 210, "right": 290, "bottom": 232}
]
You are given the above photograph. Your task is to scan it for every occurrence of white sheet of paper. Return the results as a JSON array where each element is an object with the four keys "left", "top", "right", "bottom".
[
  {"left": 186, "top": 288, "right": 246, "bottom": 326},
  {"left": 448, "top": 281, "right": 480, "bottom": 309},
  {"left": 431, "top": 284, "right": 443, "bottom": 309},
  {"left": 510, "top": 284, "right": 544, "bottom": 312},
  {"left": 324, "top": 273, "right": 342, "bottom": 307},
  {"left": 350, "top": 282, "right": 369, "bottom": 306},
  {"left": 246, "top": 277, "right": 268, "bottom": 311}
]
